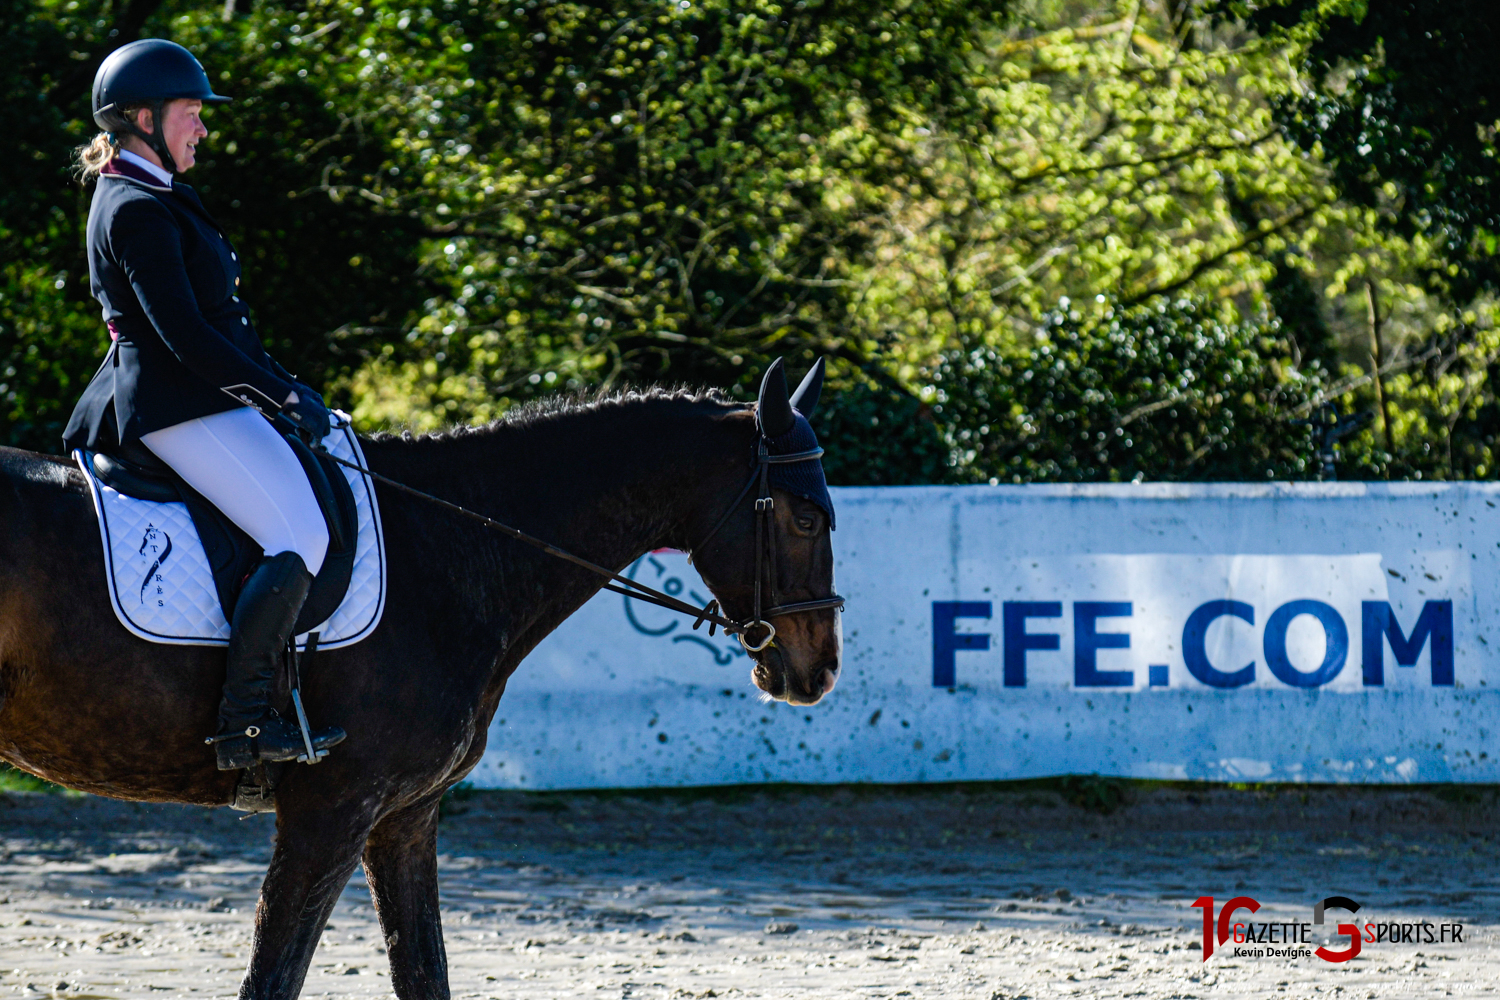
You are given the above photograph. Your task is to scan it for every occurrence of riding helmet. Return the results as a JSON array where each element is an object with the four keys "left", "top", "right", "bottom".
[{"left": 91, "top": 39, "right": 230, "bottom": 173}]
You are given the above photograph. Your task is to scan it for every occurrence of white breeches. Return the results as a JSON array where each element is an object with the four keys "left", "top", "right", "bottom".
[{"left": 140, "top": 406, "right": 329, "bottom": 576}]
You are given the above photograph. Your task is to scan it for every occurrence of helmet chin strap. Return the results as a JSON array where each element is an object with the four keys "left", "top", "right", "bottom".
[{"left": 111, "top": 100, "right": 177, "bottom": 174}]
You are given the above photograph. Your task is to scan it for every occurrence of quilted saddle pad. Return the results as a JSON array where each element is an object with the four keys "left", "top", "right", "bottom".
[{"left": 74, "top": 419, "right": 386, "bottom": 649}]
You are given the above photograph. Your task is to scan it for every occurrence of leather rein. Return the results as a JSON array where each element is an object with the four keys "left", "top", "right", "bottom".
[{"left": 311, "top": 429, "right": 845, "bottom": 652}]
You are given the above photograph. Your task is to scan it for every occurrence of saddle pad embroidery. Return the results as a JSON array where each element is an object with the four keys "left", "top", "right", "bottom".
[{"left": 74, "top": 420, "right": 387, "bottom": 649}]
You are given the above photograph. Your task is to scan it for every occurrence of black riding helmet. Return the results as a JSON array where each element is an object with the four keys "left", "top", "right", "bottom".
[{"left": 92, "top": 39, "right": 230, "bottom": 174}]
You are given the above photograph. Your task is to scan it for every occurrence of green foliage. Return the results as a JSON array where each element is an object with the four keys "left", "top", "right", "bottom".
[
  {"left": 0, "top": 0, "right": 430, "bottom": 453},
  {"left": 179, "top": 66, "right": 430, "bottom": 385},
  {"left": 2, "top": 0, "right": 1497, "bottom": 488},
  {"left": 929, "top": 297, "right": 1326, "bottom": 482},
  {"left": 853, "top": 0, "right": 1335, "bottom": 354},
  {"left": 322, "top": 0, "right": 1013, "bottom": 426},
  {"left": 813, "top": 378, "right": 951, "bottom": 486},
  {"left": 0, "top": 0, "right": 97, "bottom": 449},
  {"left": 1234, "top": 0, "right": 1500, "bottom": 300},
  {"left": 0, "top": 764, "right": 66, "bottom": 793},
  {"left": 0, "top": 259, "right": 101, "bottom": 447},
  {"left": 0, "top": 0, "right": 75, "bottom": 243}
]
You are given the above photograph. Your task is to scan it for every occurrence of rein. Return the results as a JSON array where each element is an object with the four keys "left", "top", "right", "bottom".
[{"left": 308, "top": 428, "right": 844, "bottom": 651}]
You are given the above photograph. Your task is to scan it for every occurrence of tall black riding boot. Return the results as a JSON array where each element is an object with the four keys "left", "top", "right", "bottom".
[{"left": 210, "top": 551, "right": 346, "bottom": 770}]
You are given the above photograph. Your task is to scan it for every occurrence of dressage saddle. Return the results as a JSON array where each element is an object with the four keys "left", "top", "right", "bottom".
[{"left": 86, "top": 422, "right": 359, "bottom": 635}]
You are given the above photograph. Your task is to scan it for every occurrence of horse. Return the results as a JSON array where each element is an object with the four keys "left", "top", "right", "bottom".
[{"left": 0, "top": 360, "right": 842, "bottom": 999}]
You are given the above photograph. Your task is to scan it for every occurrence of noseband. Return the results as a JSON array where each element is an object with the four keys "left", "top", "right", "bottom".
[
  {"left": 687, "top": 440, "right": 846, "bottom": 651},
  {"left": 310, "top": 425, "right": 844, "bottom": 653}
]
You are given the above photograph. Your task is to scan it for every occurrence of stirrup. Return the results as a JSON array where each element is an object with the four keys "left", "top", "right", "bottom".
[{"left": 207, "top": 712, "right": 345, "bottom": 771}]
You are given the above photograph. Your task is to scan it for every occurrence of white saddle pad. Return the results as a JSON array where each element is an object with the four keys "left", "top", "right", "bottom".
[{"left": 74, "top": 418, "right": 386, "bottom": 649}]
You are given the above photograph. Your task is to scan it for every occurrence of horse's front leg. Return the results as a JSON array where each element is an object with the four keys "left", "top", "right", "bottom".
[
  {"left": 239, "top": 804, "right": 374, "bottom": 1000},
  {"left": 363, "top": 800, "right": 450, "bottom": 1000}
]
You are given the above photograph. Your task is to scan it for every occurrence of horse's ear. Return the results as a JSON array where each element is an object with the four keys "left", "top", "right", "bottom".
[
  {"left": 756, "top": 357, "right": 795, "bottom": 438},
  {"left": 789, "top": 356, "right": 825, "bottom": 420}
]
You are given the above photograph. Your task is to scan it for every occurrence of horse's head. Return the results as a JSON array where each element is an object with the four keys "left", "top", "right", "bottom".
[{"left": 692, "top": 359, "right": 843, "bottom": 706}]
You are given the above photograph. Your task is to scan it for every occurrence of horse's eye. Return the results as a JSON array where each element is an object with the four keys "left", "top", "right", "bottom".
[{"left": 796, "top": 515, "right": 816, "bottom": 532}]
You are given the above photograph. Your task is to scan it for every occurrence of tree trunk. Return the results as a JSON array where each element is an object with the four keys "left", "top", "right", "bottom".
[{"left": 1366, "top": 279, "right": 1395, "bottom": 456}]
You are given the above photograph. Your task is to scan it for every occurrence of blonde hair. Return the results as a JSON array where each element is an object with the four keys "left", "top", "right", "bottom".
[
  {"left": 73, "top": 104, "right": 151, "bottom": 183},
  {"left": 73, "top": 132, "right": 119, "bottom": 182}
]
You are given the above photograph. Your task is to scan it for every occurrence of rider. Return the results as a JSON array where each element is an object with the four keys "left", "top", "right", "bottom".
[{"left": 63, "top": 39, "right": 346, "bottom": 771}]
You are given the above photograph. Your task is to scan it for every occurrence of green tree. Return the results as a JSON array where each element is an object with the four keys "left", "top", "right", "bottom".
[
  {"left": 928, "top": 296, "right": 1326, "bottom": 482},
  {"left": 6, "top": 0, "right": 1495, "bottom": 487},
  {"left": 1213, "top": 0, "right": 1500, "bottom": 480},
  {"left": 308, "top": 0, "right": 1011, "bottom": 433},
  {"left": 1232, "top": 0, "right": 1500, "bottom": 300},
  {"left": 0, "top": 0, "right": 429, "bottom": 453},
  {"left": 0, "top": 0, "right": 94, "bottom": 447}
]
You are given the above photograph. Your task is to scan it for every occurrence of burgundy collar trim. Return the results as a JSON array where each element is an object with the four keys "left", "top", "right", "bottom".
[{"left": 100, "top": 157, "right": 173, "bottom": 191}]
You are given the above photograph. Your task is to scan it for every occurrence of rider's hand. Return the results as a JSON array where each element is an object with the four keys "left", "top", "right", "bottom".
[
  {"left": 294, "top": 385, "right": 327, "bottom": 412},
  {"left": 281, "top": 390, "right": 332, "bottom": 442}
]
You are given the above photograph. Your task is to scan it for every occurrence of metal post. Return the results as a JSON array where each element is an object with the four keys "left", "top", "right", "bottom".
[{"left": 1303, "top": 403, "right": 1373, "bottom": 482}]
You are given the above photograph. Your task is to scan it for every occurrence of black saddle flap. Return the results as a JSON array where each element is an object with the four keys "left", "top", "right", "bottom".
[{"left": 284, "top": 435, "right": 359, "bottom": 635}]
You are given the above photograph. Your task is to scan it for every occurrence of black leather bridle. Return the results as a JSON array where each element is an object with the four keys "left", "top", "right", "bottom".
[
  {"left": 314, "top": 428, "right": 845, "bottom": 653},
  {"left": 680, "top": 440, "right": 846, "bottom": 651}
]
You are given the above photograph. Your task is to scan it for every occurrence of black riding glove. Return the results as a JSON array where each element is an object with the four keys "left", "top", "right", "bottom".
[
  {"left": 281, "top": 393, "right": 332, "bottom": 442},
  {"left": 295, "top": 385, "right": 327, "bottom": 412}
]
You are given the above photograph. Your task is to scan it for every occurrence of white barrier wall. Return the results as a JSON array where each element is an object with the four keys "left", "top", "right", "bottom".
[{"left": 469, "top": 483, "right": 1500, "bottom": 789}]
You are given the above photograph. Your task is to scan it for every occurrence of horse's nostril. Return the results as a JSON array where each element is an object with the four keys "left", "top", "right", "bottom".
[{"left": 821, "top": 667, "right": 838, "bottom": 694}]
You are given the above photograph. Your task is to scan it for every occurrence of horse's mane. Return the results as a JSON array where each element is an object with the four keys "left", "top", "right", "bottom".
[{"left": 367, "top": 385, "right": 745, "bottom": 444}]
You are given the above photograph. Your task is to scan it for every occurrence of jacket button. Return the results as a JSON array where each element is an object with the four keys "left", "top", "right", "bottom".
[
  {"left": 231, "top": 252, "right": 237, "bottom": 261},
  {"left": 232, "top": 295, "right": 240, "bottom": 302},
  {"left": 241, "top": 317, "right": 249, "bottom": 326},
  {"left": 235, "top": 277, "right": 241, "bottom": 286}
]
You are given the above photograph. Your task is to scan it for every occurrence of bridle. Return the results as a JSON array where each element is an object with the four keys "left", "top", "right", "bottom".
[
  {"left": 311, "top": 425, "right": 845, "bottom": 653},
  {"left": 681, "top": 439, "right": 846, "bottom": 651}
]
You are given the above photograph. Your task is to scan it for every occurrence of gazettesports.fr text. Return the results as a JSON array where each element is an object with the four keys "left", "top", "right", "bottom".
[{"left": 1229, "top": 921, "right": 1465, "bottom": 946}]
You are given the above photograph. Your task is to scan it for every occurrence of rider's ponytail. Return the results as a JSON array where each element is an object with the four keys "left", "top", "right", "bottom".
[{"left": 73, "top": 132, "right": 119, "bottom": 183}]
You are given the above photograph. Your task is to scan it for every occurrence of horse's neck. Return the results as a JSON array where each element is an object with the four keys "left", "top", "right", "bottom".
[{"left": 371, "top": 398, "right": 753, "bottom": 632}]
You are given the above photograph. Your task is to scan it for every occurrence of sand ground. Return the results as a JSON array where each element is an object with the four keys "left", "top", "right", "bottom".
[{"left": 0, "top": 783, "right": 1495, "bottom": 999}]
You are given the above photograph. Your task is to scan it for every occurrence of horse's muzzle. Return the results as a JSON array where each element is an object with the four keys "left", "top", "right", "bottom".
[{"left": 751, "top": 646, "right": 837, "bottom": 706}]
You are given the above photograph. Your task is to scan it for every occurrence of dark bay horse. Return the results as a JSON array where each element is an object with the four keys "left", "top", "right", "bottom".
[{"left": 0, "top": 367, "right": 841, "bottom": 999}]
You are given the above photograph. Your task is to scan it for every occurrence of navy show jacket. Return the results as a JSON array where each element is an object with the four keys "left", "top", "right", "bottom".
[{"left": 63, "top": 157, "right": 302, "bottom": 451}]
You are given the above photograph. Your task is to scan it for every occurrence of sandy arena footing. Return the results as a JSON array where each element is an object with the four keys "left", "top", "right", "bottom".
[{"left": 0, "top": 783, "right": 1494, "bottom": 999}]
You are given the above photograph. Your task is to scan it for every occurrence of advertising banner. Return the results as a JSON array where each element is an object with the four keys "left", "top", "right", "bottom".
[{"left": 469, "top": 483, "right": 1500, "bottom": 789}]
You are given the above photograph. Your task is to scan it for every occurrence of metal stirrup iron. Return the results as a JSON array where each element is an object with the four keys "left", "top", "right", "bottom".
[{"left": 290, "top": 631, "right": 327, "bottom": 764}]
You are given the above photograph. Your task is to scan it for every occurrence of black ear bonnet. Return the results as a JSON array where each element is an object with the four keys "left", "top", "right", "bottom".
[
  {"left": 755, "top": 358, "right": 834, "bottom": 529},
  {"left": 762, "top": 411, "right": 835, "bottom": 529}
]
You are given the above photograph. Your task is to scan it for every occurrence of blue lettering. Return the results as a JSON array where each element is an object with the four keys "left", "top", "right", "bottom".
[
  {"left": 1074, "top": 602, "right": 1133, "bottom": 687},
  {"left": 1182, "top": 600, "right": 1256, "bottom": 688},
  {"left": 1361, "top": 601, "right": 1454, "bottom": 686},
  {"left": 932, "top": 602, "right": 990, "bottom": 688},
  {"left": 1002, "top": 602, "right": 1061, "bottom": 688},
  {"left": 1264, "top": 600, "right": 1348, "bottom": 687}
]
